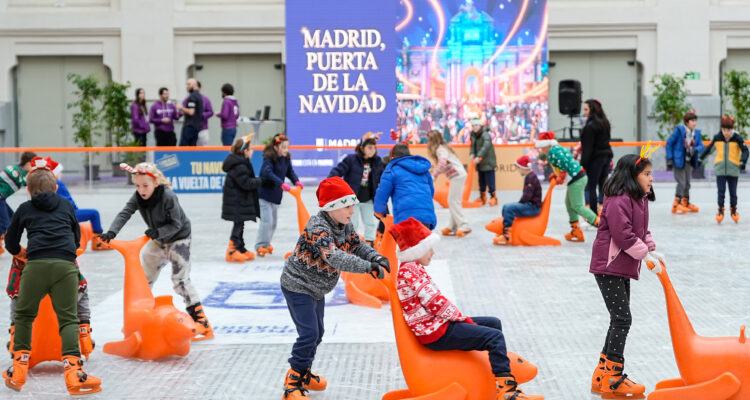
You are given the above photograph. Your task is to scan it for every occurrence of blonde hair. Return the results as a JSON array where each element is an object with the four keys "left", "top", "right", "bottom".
[
  {"left": 426, "top": 130, "right": 456, "bottom": 162},
  {"left": 134, "top": 162, "right": 171, "bottom": 188},
  {"left": 27, "top": 169, "right": 57, "bottom": 195}
]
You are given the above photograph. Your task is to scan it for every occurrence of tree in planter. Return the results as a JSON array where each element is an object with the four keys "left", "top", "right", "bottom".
[
  {"left": 722, "top": 69, "right": 750, "bottom": 139},
  {"left": 650, "top": 73, "right": 692, "bottom": 140},
  {"left": 67, "top": 73, "right": 103, "bottom": 147},
  {"left": 101, "top": 80, "right": 144, "bottom": 174}
]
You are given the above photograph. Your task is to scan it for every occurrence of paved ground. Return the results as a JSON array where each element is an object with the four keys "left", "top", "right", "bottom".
[{"left": 1, "top": 178, "right": 748, "bottom": 399}]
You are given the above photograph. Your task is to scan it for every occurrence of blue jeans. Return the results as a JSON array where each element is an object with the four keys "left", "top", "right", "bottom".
[
  {"left": 717, "top": 175, "right": 738, "bottom": 207},
  {"left": 255, "top": 198, "right": 279, "bottom": 250},
  {"left": 75, "top": 209, "right": 103, "bottom": 233},
  {"left": 425, "top": 316, "right": 511, "bottom": 376},
  {"left": 501, "top": 202, "right": 541, "bottom": 227},
  {"left": 179, "top": 125, "right": 199, "bottom": 146},
  {"left": 221, "top": 128, "right": 237, "bottom": 146},
  {"left": 0, "top": 198, "right": 13, "bottom": 234},
  {"left": 282, "top": 286, "right": 325, "bottom": 372}
]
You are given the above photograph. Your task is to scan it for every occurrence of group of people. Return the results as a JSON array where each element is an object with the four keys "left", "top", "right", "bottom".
[
  {"left": 1, "top": 97, "right": 748, "bottom": 398},
  {"left": 130, "top": 78, "right": 241, "bottom": 147}
]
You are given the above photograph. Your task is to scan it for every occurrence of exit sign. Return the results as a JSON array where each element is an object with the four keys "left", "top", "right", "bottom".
[{"left": 685, "top": 72, "right": 701, "bottom": 80}]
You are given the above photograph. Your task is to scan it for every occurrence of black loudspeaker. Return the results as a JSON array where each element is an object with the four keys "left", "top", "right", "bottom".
[{"left": 558, "top": 79, "right": 582, "bottom": 115}]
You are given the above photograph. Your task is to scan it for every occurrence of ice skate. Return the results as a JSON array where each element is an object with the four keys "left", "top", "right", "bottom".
[
  {"left": 456, "top": 228, "right": 472, "bottom": 237},
  {"left": 302, "top": 368, "right": 327, "bottom": 391},
  {"left": 258, "top": 245, "right": 274, "bottom": 257},
  {"left": 78, "top": 323, "right": 95, "bottom": 360},
  {"left": 600, "top": 359, "right": 645, "bottom": 399},
  {"left": 591, "top": 353, "right": 607, "bottom": 394},
  {"left": 187, "top": 303, "right": 214, "bottom": 341},
  {"left": 226, "top": 242, "right": 246, "bottom": 263},
  {"left": 282, "top": 368, "right": 309, "bottom": 399},
  {"left": 488, "top": 192, "right": 498, "bottom": 206},
  {"left": 716, "top": 206, "right": 724, "bottom": 224},
  {"left": 564, "top": 221, "right": 584, "bottom": 242},
  {"left": 493, "top": 227, "right": 511, "bottom": 245},
  {"left": 473, "top": 192, "right": 487, "bottom": 205},
  {"left": 3, "top": 350, "right": 29, "bottom": 391},
  {"left": 441, "top": 227, "right": 456, "bottom": 236},
  {"left": 682, "top": 197, "right": 699, "bottom": 213},
  {"left": 495, "top": 375, "right": 544, "bottom": 399},
  {"left": 62, "top": 355, "right": 102, "bottom": 395},
  {"left": 672, "top": 196, "right": 687, "bottom": 214},
  {"left": 731, "top": 206, "right": 739, "bottom": 223},
  {"left": 238, "top": 246, "right": 255, "bottom": 261}
]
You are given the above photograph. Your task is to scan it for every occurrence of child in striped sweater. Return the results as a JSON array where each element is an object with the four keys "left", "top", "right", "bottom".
[{"left": 391, "top": 217, "right": 543, "bottom": 400}]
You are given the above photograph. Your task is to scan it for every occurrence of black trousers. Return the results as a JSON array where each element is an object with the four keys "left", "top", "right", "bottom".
[
  {"left": 585, "top": 156, "right": 611, "bottom": 213},
  {"left": 155, "top": 129, "right": 177, "bottom": 146},
  {"left": 230, "top": 221, "right": 245, "bottom": 248},
  {"left": 717, "top": 175, "right": 738, "bottom": 207},
  {"left": 132, "top": 132, "right": 147, "bottom": 146},
  {"left": 478, "top": 170, "right": 496, "bottom": 193},
  {"left": 594, "top": 274, "right": 631, "bottom": 363}
]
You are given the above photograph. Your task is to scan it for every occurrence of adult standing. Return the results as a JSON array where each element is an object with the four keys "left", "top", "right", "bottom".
[
  {"left": 580, "top": 99, "right": 613, "bottom": 214},
  {"left": 183, "top": 80, "right": 214, "bottom": 146},
  {"left": 130, "top": 88, "right": 150, "bottom": 146},
  {"left": 176, "top": 78, "right": 203, "bottom": 146},
  {"left": 217, "top": 83, "right": 240, "bottom": 146},
  {"left": 149, "top": 87, "right": 179, "bottom": 146}
]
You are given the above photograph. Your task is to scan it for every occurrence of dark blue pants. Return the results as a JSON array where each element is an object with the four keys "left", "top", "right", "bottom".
[
  {"left": 282, "top": 286, "right": 325, "bottom": 373},
  {"left": 478, "top": 170, "right": 496, "bottom": 193},
  {"left": 179, "top": 125, "right": 200, "bottom": 146},
  {"left": 221, "top": 128, "right": 237, "bottom": 146},
  {"left": 0, "top": 199, "right": 13, "bottom": 234},
  {"left": 75, "top": 209, "right": 103, "bottom": 233},
  {"left": 425, "top": 316, "right": 510, "bottom": 376},
  {"left": 501, "top": 202, "right": 541, "bottom": 228},
  {"left": 717, "top": 175, "right": 738, "bottom": 207}
]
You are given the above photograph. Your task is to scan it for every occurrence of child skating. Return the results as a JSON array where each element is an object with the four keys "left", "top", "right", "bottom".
[
  {"left": 665, "top": 110, "right": 704, "bottom": 214},
  {"left": 427, "top": 129, "right": 471, "bottom": 236},
  {"left": 494, "top": 155, "right": 542, "bottom": 245},
  {"left": 222, "top": 135, "right": 262, "bottom": 262}
]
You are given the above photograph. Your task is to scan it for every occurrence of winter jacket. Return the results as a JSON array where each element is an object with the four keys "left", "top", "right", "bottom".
[
  {"left": 107, "top": 185, "right": 191, "bottom": 243},
  {"left": 469, "top": 128, "right": 497, "bottom": 171},
  {"left": 374, "top": 155, "right": 436, "bottom": 229},
  {"left": 699, "top": 132, "right": 748, "bottom": 177},
  {"left": 221, "top": 153, "right": 261, "bottom": 222},
  {"left": 130, "top": 102, "right": 151, "bottom": 134},
  {"left": 149, "top": 101, "right": 178, "bottom": 132},
  {"left": 432, "top": 145, "right": 466, "bottom": 180},
  {"left": 281, "top": 211, "right": 379, "bottom": 300},
  {"left": 397, "top": 261, "right": 470, "bottom": 344},
  {"left": 589, "top": 193, "right": 654, "bottom": 280},
  {"left": 328, "top": 153, "right": 384, "bottom": 202},
  {"left": 0, "top": 165, "right": 27, "bottom": 199},
  {"left": 519, "top": 172, "right": 542, "bottom": 208},
  {"left": 666, "top": 125, "right": 705, "bottom": 169},
  {"left": 259, "top": 156, "right": 299, "bottom": 205},
  {"left": 548, "top": 145, "right": 584, "bottom": 183},
  {"left": 580, "top": 118, "right": 613, "bottom": 169},
  {"left": 180, "top": 94, "right": 213, "bottom": 130},
  {"left": 56, "top": 180, "right": 78, "bottom": 210},
  {"left": 217, "top": 96, "right": 240, "bottom": 130},
  {"left": 5, "top": 192, "right": 80, "bottom": 262}
]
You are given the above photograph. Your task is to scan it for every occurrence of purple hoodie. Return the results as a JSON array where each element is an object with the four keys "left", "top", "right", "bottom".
[
  {"left": 130, "top": 102, "right": 150, "bottom": 134},
  {"left": 589, "top": 193, "right": 654, "bottom": 280},
  {"left": 149, "top": 101, "right": 178, "bottom": 132},
  {"left": 217, "top": 96, "right": 240, "bottom": 129},
  {"left": 181, "top": 94, "right": 214, "bottom": 130}
]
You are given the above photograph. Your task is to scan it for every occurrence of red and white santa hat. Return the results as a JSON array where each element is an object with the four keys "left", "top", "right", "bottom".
[
  {"left": 389, "top": 217, "right": 440, "bottom": 262},
  {"left": 317, "top": 176, "right": 359, "bottom": 211},
  {"left": 535, "top": 131, "right": 557, "bottom": 148},
  {"left": 44, "top": 157, "right": 63, "bottom": 178},
  {"left": 515, "top": 155, "right": 531, "bottom": 170}
]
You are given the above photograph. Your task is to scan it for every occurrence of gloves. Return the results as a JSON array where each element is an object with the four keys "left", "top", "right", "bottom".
[
  {"left": 99, "top": 231, "right": 116, "bottom": 243},
  {"left": 556, "top": 172, "right": 567, "bottom": 185},
  {"left": 548, "top": 173, "right": 557, "bottom": 183},
  {"left": 666, "top": 159, "right": 673, "bottom": 171},
  {"left": 644, "top": 251, "right": 666, "bottom": 274},
  {"left": 476, "top": 157, "right": 483, "bottom": 163},
  {"left": 144, "top": 228, "right": 159, "bottom": 240},
  {"left": 372, "top": 255, "right": 390, "bottom": 273},
  {"left": 281, "top": 183, "right": 291, "bottom": 192},
  {"left": 14, "top": 246, "right": 27, "bottom": 262},
  {"left": 369, "top": 262, "right": 385, "bottom": 279},
  {"left": 295, "top": 181, "right": 304, "bottom": 189}
]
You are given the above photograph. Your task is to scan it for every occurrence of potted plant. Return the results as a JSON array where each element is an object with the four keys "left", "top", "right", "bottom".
[
  {"left": 650, "top": 73, "right": 692, "bottom": 140},
  {"left": 67, "top": 73, "right": 103, "bottom": 180},
  {"left": 101, "top": 80, "right": 138, "bottom": 176},
  {"left": 722, "top": 69, "right": 750, "bottom": 139}
]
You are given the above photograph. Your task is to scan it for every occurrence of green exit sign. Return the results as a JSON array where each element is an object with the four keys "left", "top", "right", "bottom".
[{"left": 685, "top": 72, "right": 701, "bottom": 80}]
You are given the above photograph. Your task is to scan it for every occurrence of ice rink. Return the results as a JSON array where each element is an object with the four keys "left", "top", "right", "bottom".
[{"left": 1, "top": 178, "right": 749, "bottom": 399}]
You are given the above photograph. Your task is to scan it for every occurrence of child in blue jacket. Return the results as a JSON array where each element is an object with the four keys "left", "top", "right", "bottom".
[
  {"left": 666, "top": 110, "right": 704, "bottom": 213},
  {"left": 256, "top": 133, "right": 301, "bottom": 256},
  {"left": 374, "top": 144, "right": 436, "bottom": 229}
]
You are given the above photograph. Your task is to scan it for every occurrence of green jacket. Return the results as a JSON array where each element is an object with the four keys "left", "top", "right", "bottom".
[
  {"left": 469, "top": 129, "right": 497, "bottom": 171},
  {"left": 548, "top": 145, "right": 583, "bottom": 177},
  {"left": 0, "top": 165, "right": 27, "bottom": 200},
  {"left": 699, "top": 132, "right": 749, "bottom": 177}
]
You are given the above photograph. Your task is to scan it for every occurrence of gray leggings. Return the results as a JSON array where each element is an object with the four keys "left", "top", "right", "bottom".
[{"left": 10, "top": 287, "right": 90, "bottom": 324}]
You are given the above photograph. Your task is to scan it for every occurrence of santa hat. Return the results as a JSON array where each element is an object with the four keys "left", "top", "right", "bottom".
[
  {"left": 29, "top": 156, "right": 51, "bottom": 173},
  {"left": 535, "top": 131, "right": 557, "bottom": 148},
  {"left": 317, "top": 177, "right": 359, "bottom": 211},
  {"left": 389, "top": 217, "right": 440, "bottom": 262},
  {"left": 515, "top": 155, "right": 531, "bottom": 170},
  {"left": 43, "top": 157, "right": 63, "bottom": 178}
]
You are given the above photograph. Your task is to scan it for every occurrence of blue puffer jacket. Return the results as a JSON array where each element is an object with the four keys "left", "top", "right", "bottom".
[
  {"left": 259, "top": 156, "right": 299, "bottom": 204},
  {"left": 328, "top": 153, "right": 384, "bottom": 200},
  {"left": 666, "top": 125, "right": 705, "bottom": 169},
  {"left": 374, "top": 155, "right": 436, "bottom": 229}
]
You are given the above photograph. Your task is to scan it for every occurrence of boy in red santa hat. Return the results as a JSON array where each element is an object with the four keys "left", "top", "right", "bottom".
[
  {"left": 280, "top": 176, "right": 391, "bottom": 400},
  {"left": 390, "top": 217, "right": 544, "bottom": 400}
]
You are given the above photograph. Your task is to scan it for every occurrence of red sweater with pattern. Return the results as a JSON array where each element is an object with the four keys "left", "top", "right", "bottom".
[{"left": 396, "top": 261, "right": 472, "bottom": 344}]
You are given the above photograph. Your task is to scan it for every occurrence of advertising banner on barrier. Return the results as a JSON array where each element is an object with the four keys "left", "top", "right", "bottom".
[
  {"left": 285, "top": 0, "right": 397, "bottom": 145},
  {"left": 154, "top": 151, "right": 228, "bottom": 193}
]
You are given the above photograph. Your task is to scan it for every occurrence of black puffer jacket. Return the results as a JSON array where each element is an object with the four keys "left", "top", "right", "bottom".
[
  {"left": 222, "top": 153, "right": 262, "bottom": 222},
  {"left": 580, "top": 118, "right": 613, "bottom": 169}
]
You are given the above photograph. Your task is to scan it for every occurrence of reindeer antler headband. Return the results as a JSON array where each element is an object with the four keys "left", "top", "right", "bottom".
[
  {"left": 636, "top": 141, "right": 660, "bottom": 165},
  {"left": 120, "top": 163, "right": 157, "bottom": 180}
]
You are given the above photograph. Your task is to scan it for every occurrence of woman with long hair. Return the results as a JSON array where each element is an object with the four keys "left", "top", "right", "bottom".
[
  {"left": 130, "top": 88, "right": 150, "bottom": 146},
  {"left": 580, "top": 99, "right": 613, "bottom": 214}
]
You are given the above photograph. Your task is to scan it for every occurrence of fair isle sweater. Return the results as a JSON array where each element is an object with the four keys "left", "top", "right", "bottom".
[
  {"left": 396, "top": 261, "right": 471, "bottom": 344},
  {"left": 281, "top": 211, "right": 380, "bottom": 300}
]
